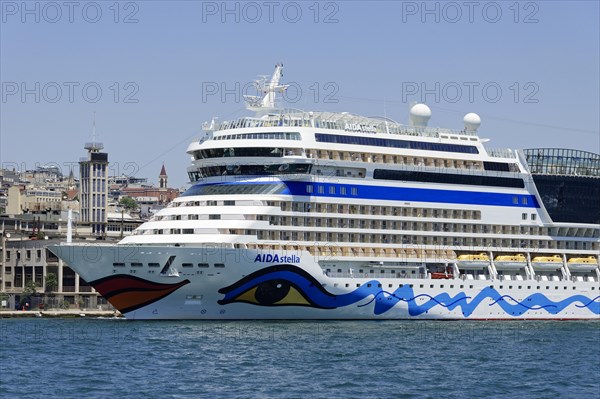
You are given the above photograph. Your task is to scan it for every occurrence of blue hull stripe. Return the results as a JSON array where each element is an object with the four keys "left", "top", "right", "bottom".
[
  {"left": 192, "top": 181, "right": 540, "bottom": 208},
  {"left": 285, "top": 181, "right": 539, "bottom": 208}
]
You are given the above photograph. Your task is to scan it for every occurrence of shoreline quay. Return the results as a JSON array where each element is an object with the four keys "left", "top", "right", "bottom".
[{"left": 0, "top": 309, "right": 122, "bottom": 318}]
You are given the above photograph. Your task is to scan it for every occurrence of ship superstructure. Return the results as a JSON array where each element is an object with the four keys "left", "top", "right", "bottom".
[{"left": 52, "top": 65, "right": 600, "bottom": 319}]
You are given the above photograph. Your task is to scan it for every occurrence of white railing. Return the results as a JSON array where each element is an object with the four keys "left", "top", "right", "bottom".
[{"left": 204, "top": 110, "right": 477, "bottom": 139}]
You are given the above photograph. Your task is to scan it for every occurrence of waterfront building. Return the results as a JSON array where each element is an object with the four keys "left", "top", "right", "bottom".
[{"left": 79, "top": 142, "right": 108, "bottom": 237}]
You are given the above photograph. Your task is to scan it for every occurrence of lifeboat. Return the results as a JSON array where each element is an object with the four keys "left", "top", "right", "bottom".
[
  {"left": 457, "top": 253, "right": 490, "bottom": 268},
  {"left": 567, "top": 256, "right": 599, "bottom": 272},
  {"left": 494, "top": 254, "right": 527, "bottom": 270},
  {"left": 431, "top": 272, "right": 453, "bottom": 279},
  {"left": 531, "top": 255, "right": 563, "bottom": 271}
]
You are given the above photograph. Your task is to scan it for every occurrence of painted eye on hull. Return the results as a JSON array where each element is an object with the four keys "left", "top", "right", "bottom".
[
  {"left": 223, "top": 279, "right": 312, "bottom": 306},
  {"left": 217, "top": 265, "right": 335, "bottom": 308},
  {"left": 256, "top": 280, "right": 289, "bottom": 304}
]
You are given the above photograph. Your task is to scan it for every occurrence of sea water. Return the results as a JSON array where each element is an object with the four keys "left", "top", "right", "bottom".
[{"left": 0, "top": 319, "right": 598, "bottom": 398}]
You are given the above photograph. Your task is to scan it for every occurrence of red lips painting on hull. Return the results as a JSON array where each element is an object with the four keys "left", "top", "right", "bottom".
[{"left": 90, "top": 275, "right": 190, "bottom": 314}]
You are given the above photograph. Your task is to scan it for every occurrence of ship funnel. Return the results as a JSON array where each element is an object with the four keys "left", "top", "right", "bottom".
[
  {"left": 463, "top": 113, "right": 481, "bottom": 132},
  {"left": 409, "top": 103, "right": 432, "bottom": 127}
]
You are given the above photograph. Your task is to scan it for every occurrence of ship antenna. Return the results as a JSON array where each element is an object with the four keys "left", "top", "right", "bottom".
[
  {"left": 383, "top": 98, "right": 390, "bottom": 134},
  {"left": 92, "top": 111, "right": 97, "bottom": 144},
  {"left": 244, "top": 63, "right": 289, "bottom": 115},
  {"left": 383, "top": 97, "right": 387, "bottom": 119}
]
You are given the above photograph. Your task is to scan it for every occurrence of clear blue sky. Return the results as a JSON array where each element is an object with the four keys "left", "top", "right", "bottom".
[{"left": 1, "top": 0, "right": 599, "bottom": 187}]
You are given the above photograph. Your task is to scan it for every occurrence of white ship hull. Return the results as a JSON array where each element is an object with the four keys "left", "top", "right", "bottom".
[{"left": 50, "top": 244, "right": 600, "bottom": 320}]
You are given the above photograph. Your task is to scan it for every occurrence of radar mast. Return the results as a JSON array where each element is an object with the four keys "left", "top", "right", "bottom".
[{"left": 244, "top": 63, "right": 288, "bottom": 115}]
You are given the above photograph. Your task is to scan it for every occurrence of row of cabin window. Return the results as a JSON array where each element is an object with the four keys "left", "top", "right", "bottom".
[
  {"left": 153, "top": 214, "right": 223, "bottom": 222},
  {"left": 305, "top": 185, "right": 358, "bottom": 196},
  {"left": 150, "top": 214, "right": 563, "bottom": 238},
  {"left": 280, "top": 202, "right": 477, "bottom": 219},
  {"left": 305, "top": 148, "right": 486, "bottom": 169},
  {"left": 153, "top": 202, "right": 598, "bottom": 239},
  {"left": 326, "top": 268, "right": 417, "bottom": 274},
  {"left": 491, "top": 285, "right": 586, "bottom": 291},
  {"left": 265, "top": 217, "right": 533, "bottom": 234},
  {"left": 180, "top": 183, "right": 286, "bottom": 197},
  {"left": 522, "top": 213, "right": 537, "bottom": 221},
  {"left": 374, "top": 169, "right": 525, "bottom": 189},
  {"left": 212, "top": 132, "right": 301, "bottom": 141},
  {"left": 112, "top": 262, "right": 225, "bottom": 268},
  {"left": 276, "top": 201, "right": 482, "bottom": 219},
  {"left": 252, "top": 231, "right": 596, "bottom": 250},
  {"left": 188, "top": 163, "right": 311, "bottom": 180},
  {"left": 335, "top": 283, "right": 595, "bottom": 291},
  {"left": 335, "top": 282, "right": 478, "bottom": 290},
  {"left": 313, "top": 133, "right": 479, "bottom": 154},
  {"left": 143, "top": 219, "right": 594, "bottom": 246}
]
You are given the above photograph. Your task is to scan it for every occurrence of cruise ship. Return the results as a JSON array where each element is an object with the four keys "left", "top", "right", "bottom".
[{"left": 51, "top": 64, "right": 600, "bottom": 320}]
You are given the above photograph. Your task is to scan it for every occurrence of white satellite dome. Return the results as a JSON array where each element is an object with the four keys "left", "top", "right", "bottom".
[
  {"left": 463, "top": 113, "right": 481, "bottom": 132},
  {"left": 409, "top": 103, "right": 432, "bottom": 127}
]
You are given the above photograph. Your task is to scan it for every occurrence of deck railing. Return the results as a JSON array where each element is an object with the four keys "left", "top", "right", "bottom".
[{"left": 204, "top": 110, "right": 477, "bottom": 140}]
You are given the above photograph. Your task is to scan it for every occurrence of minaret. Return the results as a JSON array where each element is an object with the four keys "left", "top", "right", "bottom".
[
  {"left": 67, "top": 168, "right": 75, "bottom": 189},
  {"left": 158, "top": 164, "right": 168, "bottom": 204},
  {"left": 79, "top": 116, "right": 108, "bottom": 237}
]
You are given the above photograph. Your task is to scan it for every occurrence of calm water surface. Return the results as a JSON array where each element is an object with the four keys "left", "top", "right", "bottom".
[{"left": 0, "top": 319, "right": 598, "bottom": 398}]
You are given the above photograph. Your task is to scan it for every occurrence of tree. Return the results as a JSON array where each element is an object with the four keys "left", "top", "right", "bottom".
[
  {"left": 45, "top": 273, "right": 58, "bottom": 293},
  {"left": 119, "top": 196, "right": 138, "bottom": 210},
  {"left": 23, "top": 281, "right": 38, "bottom": 297}
]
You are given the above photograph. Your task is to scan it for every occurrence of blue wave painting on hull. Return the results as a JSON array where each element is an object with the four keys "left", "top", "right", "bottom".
[{"left": 218, "top": 265, "right": 600, "bottom": 317}]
